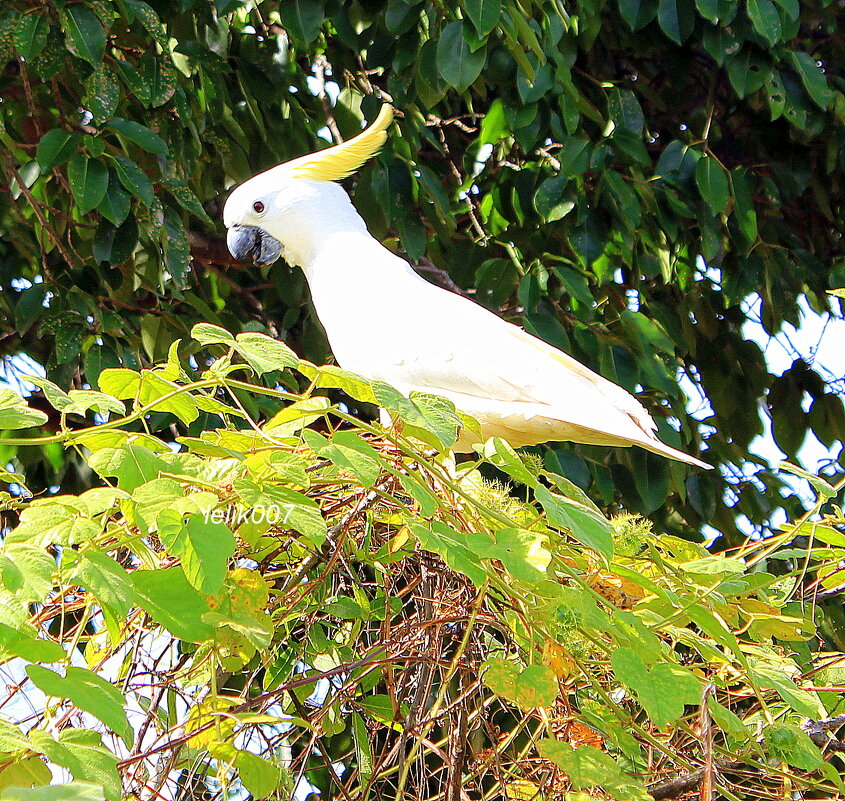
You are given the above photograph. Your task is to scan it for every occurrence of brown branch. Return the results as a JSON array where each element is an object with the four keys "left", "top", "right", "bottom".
[
  {"left": 803, "top": 714, "right": 845, "bottom": 753},
  {"left": 5, "top": 153, "right": 71, "bottom": 276},
  {"left": 186, "top": 230, "right": 241, "bottom": 268},
  {"left": 649, "top": 768, "right": 707, "bottom": 800},
  {"left": 414, "top": 256, "right": 472, "bottom": 297},
  {"left": 19, "top": 61, "right": 41, "bottom": 140},
  {"left": 314, "top": 54, "right": 342, "bottom": 144},
  {"left": 699, "top": 684, "right": 716, "bottom": 801}
]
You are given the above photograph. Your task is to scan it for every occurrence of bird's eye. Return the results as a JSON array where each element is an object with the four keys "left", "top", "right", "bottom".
[{"left": 252, "top": 201, "right": 265, "bottom": 214}]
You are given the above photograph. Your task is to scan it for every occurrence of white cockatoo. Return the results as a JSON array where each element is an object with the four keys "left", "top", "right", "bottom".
[{"left": 223, "top": 105, "right": 710, "bottom": 469}]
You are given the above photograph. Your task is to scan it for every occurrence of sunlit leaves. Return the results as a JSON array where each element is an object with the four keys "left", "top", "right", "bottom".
[
  {"left": 75, "top": 552, "right": 136, "bottom": 618},
  {"left": 0, "top": 387, "right": 48, "bottom": 429},
  {"left": 538, "top": 740, "right": 651, "bottom": 800},
  {"left": 536, "top": 485, "right": 614, "bottom": 558},
  {"left": 158, "top": 513, "right": 235, "bottom": 595},
  {"left": 236, "top": 750, "right": 285, "bottom": 798},
  {"left": 0, "top": 544, "right": 53, "bottom": 603},
  {"left": 0, "top": 784, "right": 106, "bottom": 801},
  {"left": 0, "top": 348, "right": 839, "bottom": 800},
  {"left": 131, "top": 566, "right": 215, "bottom": 643},
  {"left": 764, "top": 724, "right": 823, "bottom": 770},
  {"left": 30, "top": 729, "right": 120, "bottom": 801},
  {"left": 26, "top": 667, "right": 132, "bottom": 746},
  {"left": 191, "top": 323, "right": 299, "bottom": 373},
  {"left": 0, "top": 0, "right": 841, "bottom": 793},
  {"left": 611, "top": 648, "right": 702, "bottom": 725},
  {"left": 482, "top": 659, "right": 558, "bottom": 708}
]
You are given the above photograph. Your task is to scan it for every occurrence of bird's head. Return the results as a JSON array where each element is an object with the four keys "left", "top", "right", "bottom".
[{"left": 223, "top": 104, "right": 394, "bottom": 267}]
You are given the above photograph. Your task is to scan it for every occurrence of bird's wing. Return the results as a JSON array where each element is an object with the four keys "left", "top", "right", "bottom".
[{"left": 377, "top": 284, "right": 657, "bottom": 444}]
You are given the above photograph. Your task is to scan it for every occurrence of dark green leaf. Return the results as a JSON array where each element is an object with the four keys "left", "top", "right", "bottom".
[
  {"left": 15, "top": 13, "right": 48, "bottom": 60},
  {"left": 618, "top": 0, "right": 659, "bottom": 30},
  {"left": 278, "top": 0, "right": 324, "bottom": 46},
  {"left": 789, "top": 51, "right": 833, "bottom": 109},
  {"left": 559, "top": 136, "right": 592, "bottom": 175},
  {"left": 436, "top": 21, "right": 486, "bottom": 93},
  {"left": 657, "top": 0, "right": 694, "bottom": 44},
  {"left": 36, "top": 130, "right": 79, "bottom": 170},
  {"left": 746, "top": 0, "right": 781, "bottom": 45},
  {"left": 695, "top": 156, "right": 730, "bottom": 213},
  {"left": 138, "top": 52, "right": 176, "bottom": 107},
  {"left": 105, "top": 118, "right": 169, "bottom": 156},
  {"left": 464, "top": 0, "right": 502, "bottom": 36},
  {"left": 160, "top": 178, "right": 212, "bottom": 223},
  {"left": 60, "top": 6, "right": 106, "bottom": 64},
  {"left": 97, "top": 168, "right": 131, "bottom": 226},
  {"left": 112, "top": 155, "right": 154, "bottom": 206},
  {"left": 126, "top": 0, "right": 168, "bottom": 48},
  {"left": 93, "top": 213, "right": 138, "bottom": 265},
  {"left": 84, "top": 65, "right": 120, "bottom": 125},
  {"left": 608, "top": 87, "right": 645, "bottom": 135},
  {"left": 67, "top": 155, "right": 109, "bottom": 215},
  {"left": 730, "top": 168, "right": 757, "bottom": 246},
  {"left": 534, "top": 175, "right": 574, "bottom": 222},
  {"left": 726, "top": 48, "right": 771, "bottom": 98}
]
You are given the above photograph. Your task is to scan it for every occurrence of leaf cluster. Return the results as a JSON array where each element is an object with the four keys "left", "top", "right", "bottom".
[{"left": 0, "top": 332, "right": 843, "bottom": 799}]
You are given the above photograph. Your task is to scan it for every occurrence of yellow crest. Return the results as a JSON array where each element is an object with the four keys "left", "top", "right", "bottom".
[{"left": 284, "top": 104, "right": 394, "bottom": 182}]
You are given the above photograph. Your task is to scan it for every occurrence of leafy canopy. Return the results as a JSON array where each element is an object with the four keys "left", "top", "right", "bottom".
[{"left": 0, "top": 0, "right": 842, "bottom": 539}]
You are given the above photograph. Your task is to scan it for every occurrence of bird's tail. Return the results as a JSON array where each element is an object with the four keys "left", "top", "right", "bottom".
[{"left": 639, "top": 438, "right": 713, "bottom": 469}]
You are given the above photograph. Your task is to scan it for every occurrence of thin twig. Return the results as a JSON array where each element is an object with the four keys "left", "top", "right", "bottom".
[{"left": 314, "top": 54, "right": 342, "bottom": 144}]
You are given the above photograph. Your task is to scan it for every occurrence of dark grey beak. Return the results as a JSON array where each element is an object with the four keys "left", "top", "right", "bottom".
[{"left": 226, "top": 225, "right": 282, "bottom": 264}]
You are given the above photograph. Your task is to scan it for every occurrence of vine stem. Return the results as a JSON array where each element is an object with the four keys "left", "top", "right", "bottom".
[{"left": 393, "top": 578, "right": 489, "bottom": 801}]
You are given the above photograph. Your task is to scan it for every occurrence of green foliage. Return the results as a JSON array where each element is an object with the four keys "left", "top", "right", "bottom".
[
  {"left": 0, "top": 0, "right": 841, "bottom": 540},
  {"left": 0, "top": 332, "right": 842, "bottom": 799}
]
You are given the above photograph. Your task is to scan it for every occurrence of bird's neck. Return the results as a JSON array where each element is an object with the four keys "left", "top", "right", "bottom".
[{"left": 270, "top": 184, "right": 372, "bottom": 271}]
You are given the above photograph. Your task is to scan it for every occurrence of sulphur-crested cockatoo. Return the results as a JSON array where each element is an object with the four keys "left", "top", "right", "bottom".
[{"left": 223, "top": 106, "right": 710, "bottom": 468}]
